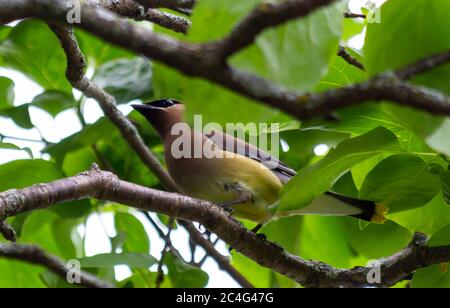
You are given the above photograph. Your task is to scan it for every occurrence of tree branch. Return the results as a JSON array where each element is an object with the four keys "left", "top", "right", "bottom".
[
  {"left": 98, "top": 0, "right": 191, "bottom": 34},
  {"left": 395, "top": 50, "right": 450, "bottom": 80},
  {"left": 136, "top": 0, "right": 195, "bottom": 16},
  {"left": 343, "top": 12, "right": 366, "bottom": 19},
  {"left": 0, "top": 166, "right": 449, "bottom": 288},
  {"left": 1, "top": 0, "right": 447, "bottom": 120},
  {"left": 0, "top": 243, "right": 112, "bottom": 288},
  {"left": 48, "top": 22, "right": 252, "bottom": 288},
  {"left": 338, "top": 45, "right": 365, "bottom": 71},
  {"left": 211, "top": 0, "right": 338, "bottom": 60}
]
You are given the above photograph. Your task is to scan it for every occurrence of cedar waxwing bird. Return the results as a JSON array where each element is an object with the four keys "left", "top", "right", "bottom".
[{"left": 132, "top": 99, "right": 388, "bottom": 233}]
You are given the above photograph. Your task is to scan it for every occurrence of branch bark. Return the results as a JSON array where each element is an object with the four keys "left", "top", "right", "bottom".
[
  {"left": 0, "top": 243, "right": 113, "bottom": 288},
  {"left": 136, "top": 0, "right": 195, "bottom": 15},
  {"left": 47, "top": 23, "right": 252, "bottom": 288},
  {"left": 98, "top": 0, "right": 191, "bottom": 34},
  {"left": 1, "top": 0, "right": 448, "bottom": 120},
  {"left": 0, "top": 166, "right": 449, "bottom": 288}
]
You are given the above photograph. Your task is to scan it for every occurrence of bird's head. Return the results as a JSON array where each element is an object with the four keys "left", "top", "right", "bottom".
[{"left": 132, "top": 99, "right": 185, "bottom": 137}]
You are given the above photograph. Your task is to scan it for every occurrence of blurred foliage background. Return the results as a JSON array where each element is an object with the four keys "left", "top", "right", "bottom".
[{"left": 0, "top": 0, "right": 450, "bottom": 288}]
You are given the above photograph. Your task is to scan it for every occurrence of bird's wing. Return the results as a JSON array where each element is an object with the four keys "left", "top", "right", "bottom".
[
  {"left": 205, "top": 130, "right": 383, "bottom": 223},
  {"left": 204, "top": 130, "right": 296, "bottom": 184}
]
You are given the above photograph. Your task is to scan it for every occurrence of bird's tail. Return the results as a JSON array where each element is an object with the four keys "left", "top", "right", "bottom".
[{"left": 274, "top": 191, "right": 389, "bottom": 223}]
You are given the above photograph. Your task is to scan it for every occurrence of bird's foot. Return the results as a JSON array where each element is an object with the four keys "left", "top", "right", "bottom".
[
  {"left": 256, "top": 233, "right": 267, "bottom": 241},
  {"left": 221, "top": 205, "right": 234, "bottom": 215}
]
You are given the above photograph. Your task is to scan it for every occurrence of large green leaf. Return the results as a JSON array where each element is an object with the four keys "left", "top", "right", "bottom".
[
  {"left": 114, "top": 212, "right": 150, "bottom": 253},
  {"left": 0, "top": 159, "right": 64, "bottom": 190},
  {"left": 31, "top": 90, "right": 77, "bottom": 117},
  {"left": 44, "top": 118, "right": 118, "bottom": 164},
  {"left": 165, "top": 253, "right": 209, "bottom": 288},
  {"left": 299, "top": 216, "right": 356, "bottom": 268},
  {"left": 364, "top": 0, "right": 450, "bottom": 156},
  {"left": 315, "top": 48, "right": 367, "bottom": 92},
  {"left": 389, "top": 194, "right": 450, "bottom": 235},
  {"left": 279, "top": 127, "right": 402, "bottom": 212},
  {"left": 0, "top": 20, "right": 71, "bottom": 92},
  {"left": 75, "top": 29, "right": 134, "bottom": 68},
  {"left": 359, "top": 155, "right": 442, "bottom": 213},
  {"left": 0, "top": 76, "right": 14, "bottom": 109},
  {"left": 322, "top": 104, "right": 431, "bottom": 153},
  {"left": 412, "top": 224, "right": 450, "bottom": 288},
  {"left": 340, "top": 218, "right": 411, "bottom": 259},
  {"left": 154, "top": 0, "right": 344, "bottom": 124},
  {"left": 92, "top": 57, "right": 153, "bottom": 105}
]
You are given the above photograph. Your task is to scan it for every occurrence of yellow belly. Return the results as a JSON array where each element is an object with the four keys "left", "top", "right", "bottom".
[{"left": 168, "top": 152, "right": 283, "bottom": 223}]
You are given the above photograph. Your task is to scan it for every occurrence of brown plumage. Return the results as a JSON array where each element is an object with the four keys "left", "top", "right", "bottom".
[{"left": 132, "top": 99, "right": 388, "bottom": 227}]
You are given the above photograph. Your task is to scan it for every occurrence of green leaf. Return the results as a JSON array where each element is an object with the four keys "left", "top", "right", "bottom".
[
  {"left": 383, "top": 104, "right": 450, "bottom": 157},
  {"left": 165, "top": 253, "right": 209, "bottom": 288},
  {"left": 0, "top": 159, "right": 64, "bottom": 191},
  {"left": 364, "top": 0, "right": 450, "bottom": 156},
  {"left": 315, "top": 47, "right": 367, "bottom": 92},
  {"left": 114, "top": 212, "right": 150, "bottom": 253},
  {"left": 48, "top": 199, "right": 92, "bottom": 220},
  {"left": 299, "top": 216, "right": 356, "bottom": 268},
  {"left": 75, "top": 29, "right": 133, "bottom": 68},
  {"left": 62, "top": 147, "right": 97, "bottom": 176},
  {"left": 44, "top": 118, "right": 118, "bottom": 164},
  {"left": 261, "top": 216, "right": 303, "bottom": 287},
  {"left": 0, "top": 142, "right": 33, "bottom": 158},
  {"left": 79, "top": 253, "right": 157, "bottom": 269},
  {"left": 340, "top": 218, "right": 412, "bottom": 259},
  {"left": 0, "top": 104, "right": 33, "bottom": 129},
  {"left": 359, "top": 155, "right": 442, "bottom": 213},
  {"left": 322, "top": 104, "right": 431, "bottom": 153},
  {"left": 0, "top": 76, "right": 14, "bottom": 109},
  {"left": 279, "top": 127, "right": 402, "bottom": 212},
  {"left": 0, "top": 20, "right": 71, "bottom": 92},
  {"left": 0, "top": 25, "right": 11, "bottom": 42},
  {"left": 92, "top": 57, "right": 152, "bottom": 105},
  {"left": 412, "top": 224, "right": 450, "bottom": 288},
  {"left": 31, "top": 90, "right": 77, "bottom": 117},
  {"left": 442, "top": 171, "right": 450, "bottom": 205},
  {"left": 389, "top": 194, "right": 450, "bottom": 235},
  {"left": 188, "top": 0, "right": 344, "bottom": 91},
  {"left": 365, "top": 0, "right": 450, "bottom": 87},
  {"left": 40, "top": 271, "right": 80, "bottom": 288}
]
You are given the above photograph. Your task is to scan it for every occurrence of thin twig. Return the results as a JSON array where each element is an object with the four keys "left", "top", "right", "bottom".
[
  {"left": 0, "top": 220, "right": 16, "bottom": 242},
  {"left": 0, "top": 243, "right": 112, "bottom": 288},
  {"left": 344, "top": 12, "right": 366, "bottom": 19},
  {"left": 395, "top": 50, "right": 450, "bottom": 80},
  {"left": 156, "top": 217, "right": 175, "bottom": 288},
  {"left": 338, "top": 45, "right": 365, "bottom": 71}
]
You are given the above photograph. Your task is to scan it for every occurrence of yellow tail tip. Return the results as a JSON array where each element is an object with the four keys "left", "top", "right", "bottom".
[{"left": 370, "top": 203, "right": 389, "bottom": 224}]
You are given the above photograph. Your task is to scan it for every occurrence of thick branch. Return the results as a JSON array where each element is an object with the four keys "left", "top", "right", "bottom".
[
  {"left": 212, "top": 0, "right": 338, "bottom": 60},
  {"left": 1, "top": 0, "right": 448, "bottom": 120},
  {"left": 0, "top": 243, "right": 112, "bottom": 288},
  {"left": 1, "top": 167, "right": 449, "bottom": 288},
  {"left": 98, "top": 0, "right": 191, "bottom": 34}
]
